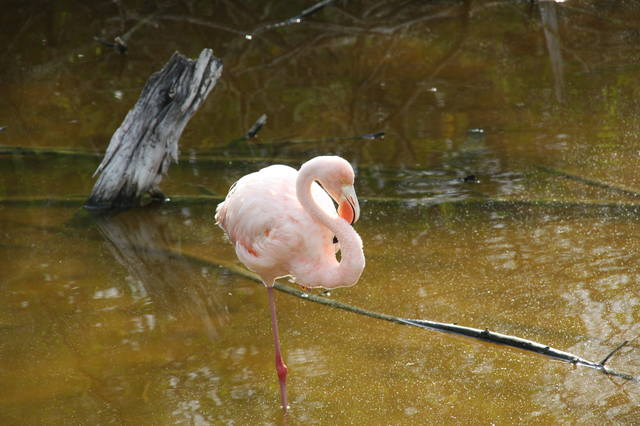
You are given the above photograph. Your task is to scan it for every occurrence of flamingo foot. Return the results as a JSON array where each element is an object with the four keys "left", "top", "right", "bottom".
[
  {"left": 298, "top": 283, "right": 311, "bottom": 292},
  {"left": 276, "top": 353, "right": 288, "bottom": 410}
]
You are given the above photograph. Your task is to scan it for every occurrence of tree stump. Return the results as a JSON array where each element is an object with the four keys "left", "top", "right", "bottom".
[{"left": 85, "top": 48, "right": 223, "bottom": 210}]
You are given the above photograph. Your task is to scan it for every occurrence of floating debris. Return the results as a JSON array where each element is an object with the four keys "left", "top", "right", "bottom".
[
  {"left": 467, "top": 128, "right": 485, "bottom": 135},
  {"left": 245, "top": 114, "right": 267, "bottom": 139},
  {"left": 94, "top": 36, "right": 128, "bottom": 54},
  {"left": 361, "top": 131, "right": 385, "bottom": 140}
]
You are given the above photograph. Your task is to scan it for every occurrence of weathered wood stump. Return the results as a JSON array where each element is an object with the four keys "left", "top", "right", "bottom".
[{"left": 85, "top": 48, "right": 223, "bottom": 210}]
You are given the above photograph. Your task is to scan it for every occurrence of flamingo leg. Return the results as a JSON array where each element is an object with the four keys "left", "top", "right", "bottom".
[{"left": 266, "top": 285, "right": 288, "bottom": 410}]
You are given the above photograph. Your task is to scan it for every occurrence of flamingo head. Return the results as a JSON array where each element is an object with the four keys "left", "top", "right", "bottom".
[
  {"left": 314, "top": 156, "right": 360, "bottom": 225},
  {"left": 336, "top": 184, "right": 360, "bottom": 225}
]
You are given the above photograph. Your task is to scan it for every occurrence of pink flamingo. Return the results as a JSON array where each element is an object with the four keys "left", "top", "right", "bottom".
[{"left": 215, "top": 155, "right": 365, "bottom": 410}]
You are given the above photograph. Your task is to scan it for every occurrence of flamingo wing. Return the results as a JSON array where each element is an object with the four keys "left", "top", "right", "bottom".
[{"left": 215, "top": 164, "right": 338, "bottom": 284}]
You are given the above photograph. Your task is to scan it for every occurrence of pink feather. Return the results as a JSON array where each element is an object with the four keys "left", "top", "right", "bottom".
[{"left": 214, "top": 155, "right": 365, "bottom": 410}]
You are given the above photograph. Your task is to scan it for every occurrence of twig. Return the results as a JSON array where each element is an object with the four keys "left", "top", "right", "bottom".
[
  {"left": 0, "top": 130, "right": 384, "bottom": 158},
  {"left": 601, "top": 341, "right": 629, "bottom": 366},
  {"left": 152, "top": 15, "right": 246, "bottom": 37},
  {"left": 247, "top": 0, "right": 336, "bottom": 39},
  {"left": 184, "top": 184, "right": 219, "bottom": 196},
  {"left": 6, "top": 195, "right": 640, "bottom": 212},
  {"left": 304, "top": 6, "right": 459, "bottom": 36},
  {"left": 235, "top": 33, "right": 331, "bottom": 75},
  {"left": 192, "top": 129, "right": 382, "bottom": 151},
  {"left": 264, "top": 131, "right": 385, "bottom": 147},
  {"left": 0, "top": 196, "right": 90, "bottom": 207},
  {"left": 5, "top": 206, "right": 640, "bottom": 383},
  {"left": 0, "top": 145, "right": 102, "bottom": 158},
  {"left": 93, "top": 36, "right": 128, "bottom": 54},
  {"left": 245, "top": 114, "right": 268, "bottom": 139},
  {"left": 538, "top": 166, "right": 640, "bottom": 199},
  {"left": 218, "top": 114, "right": 268, "bottom": 148},
  {"left": 97, "top": 7, "right": 163, "bottom": 53}
]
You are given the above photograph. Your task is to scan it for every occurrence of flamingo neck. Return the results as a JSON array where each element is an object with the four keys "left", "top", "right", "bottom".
[{"left": 296, "top": 160, "right": 365, "bottom": 289}]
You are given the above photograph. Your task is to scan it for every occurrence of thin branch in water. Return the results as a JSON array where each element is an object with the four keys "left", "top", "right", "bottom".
[
  {"left": 235, "top": 33, "right": 331, "bottom": 75},
  {"left": 384, "top": 4, "right": 469, "bottom": 127},
  {"left": 267, "top": 131, "right": 385, "bottom": 147},
  {"left": 153, "top": 15, "right": 247, "bottom": 36},
  {"left": 601, "top": 340, "right": 629, "bottom": 366},
  {"left": 5, "top": 142, "right": 640, "bottom": 205},
  {"left": 218, "top": 114, "right": 268, "bottom": 149},
  {"left": 99, "top": 7, "right": 164, "bottom": 51},
  {"left": 15, "top": 211, "right": 640, "bottom": 403},
  {"left": 0, "top": 145, "right": 102, "bottom": 158},
  {"left": 302, "top": 6, "right": 458, "bottom": 37},
  {"left": 247, "top": 0, "right": 336, "bottom": 39},
  {"left": 184, "top": 184, "right": 219, "bottom": 197},
  {"left": 218, "top": 129, "right": 384, "bottom": 151},
  {"left": 93, "top": 36, "right": 128, "bottom": 54},
  {"left": 6, "top": 195, "right": 640, "bottom": 211},
  {"left": 245, "top": 113, "right": 268, "bottom": 139},
  {"left": 538, "top": 166, "right": 640, "bottom": 199},
  {"left": 373, "top": 6, "right": 459, "bottom": 34},
  {"left": 184, "top": 252, "right": 639, "bottom": 384},
  {"left": 7, "top": 203, "right": 640, "bottom": 383},
  {"left": 331, "top": 4, "right": 366, "bottom": 25}
]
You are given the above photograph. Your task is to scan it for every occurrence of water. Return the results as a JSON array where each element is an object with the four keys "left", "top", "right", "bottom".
[{"left": 1, "top": 1, "right": 640, "bottom": 424}]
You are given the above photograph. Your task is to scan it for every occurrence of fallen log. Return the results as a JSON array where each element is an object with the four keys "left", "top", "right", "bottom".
[{"left": 85, "top": 48, "right": 222, "bottom": 211}]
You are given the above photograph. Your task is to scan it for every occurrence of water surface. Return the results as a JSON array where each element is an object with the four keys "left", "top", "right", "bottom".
[{"left": 1, "top": 1, "right": 640, "bottom": 424}]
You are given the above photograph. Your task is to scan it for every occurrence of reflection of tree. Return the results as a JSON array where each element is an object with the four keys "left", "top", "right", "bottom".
[
  {"left": 539, "top": 1, "right": 565, "bottom": 102},
  {"left": 537, "top": 290, "right": 640, "bottom": 422},
  {"left": 477, "top": 213, "right": 640, "bottom": 420},
  {"left": 3, "top": 0, "right": 640, "bottom": 186},
  {"left": 95, "top": 207, "right": 227, "bottom": 340},
  {"left": 3, "top": 0, "right": 639, "bottom": 151}
]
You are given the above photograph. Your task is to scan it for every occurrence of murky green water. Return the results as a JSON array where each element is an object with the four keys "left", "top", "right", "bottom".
[{"left": 2, "top": 1, "right": 640, "bottom": 424}]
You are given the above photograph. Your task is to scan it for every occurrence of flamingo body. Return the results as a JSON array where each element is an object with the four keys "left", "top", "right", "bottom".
[
  {"left": 216, "top": 165, "right": 342, "bottom": 287},
  {"left": 214, "top": 155, "right": 365, "bottom": 410},
  {"left": 216, "top": 156, "right": 365, "bottom": 289}
]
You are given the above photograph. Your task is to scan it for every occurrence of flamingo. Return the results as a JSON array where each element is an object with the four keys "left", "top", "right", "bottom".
[{"left": 215, "top": 155, "right": 365, "bottom": 410}]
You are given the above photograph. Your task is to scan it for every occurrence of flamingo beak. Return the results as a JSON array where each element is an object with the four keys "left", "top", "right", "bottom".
[{"left": 338, "top": 184, "right": 360, "bottom": 224}]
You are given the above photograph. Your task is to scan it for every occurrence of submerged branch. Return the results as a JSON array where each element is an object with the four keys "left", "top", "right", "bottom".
[
  {"left": 601, "top": 341, "right": 629, "bottom": 366},
  {"left": 254, "top": 131, "right": 385, "bottom": 149},
  {"left": 220, "top": 114, "right": 269, "bottom": 148},
  {"left": 8, "top": 208, "right": 638, "bottom": 382},
  {"left": 1, "top": 133, "right": 386, "bottom": 159},
  {"left": 151, "top": 15, "right": 246, "bottom": 37},
  {"left": 0, "top": 145, "right": 102, "bottom": 158},
  {"left": 280, "top": 131, "right": 385, "bottom": 144},
  {"left": 5, "top": 194, "right": 640, "bottom": 213},
  {"left": 188, "top": 252, "right": 638, "bottom": 383},
  {"left": 538, "top": 166, "right": 640, "bottom": 198},
  {"left": 247, "top": 0, "right": 336, "bottom": 39},
  {"left": 244, "top": 114, "right": 268, "bottom": 139}
]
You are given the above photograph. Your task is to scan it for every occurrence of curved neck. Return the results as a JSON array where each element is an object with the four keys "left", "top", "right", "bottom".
[{"left": 296, "top": 161, "right": 365, "bottom": 288}]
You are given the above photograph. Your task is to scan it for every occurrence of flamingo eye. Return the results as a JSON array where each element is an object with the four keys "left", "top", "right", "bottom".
[{"left": 333, "top": 236, "right": 338, "bottom": 244}]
